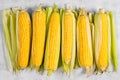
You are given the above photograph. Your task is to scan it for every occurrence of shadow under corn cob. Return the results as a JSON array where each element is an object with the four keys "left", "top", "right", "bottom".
[{"left": 44, "top": 5, "right": 61, "bottom": 76}]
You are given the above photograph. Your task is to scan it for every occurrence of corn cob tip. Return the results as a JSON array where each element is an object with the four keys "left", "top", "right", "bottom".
[
  {"left": 3, "top": 9, "right": 11, "bottom": 16},
  {"left": 53, "top": 5, "right": 58, "bottom": 12},
  {"left": 100, "top": 67, "right": 106, "bottom": 72},
  {"left": 79, "top": 8, "right": 87, "bottom": 16},
  {"left": 36, "top": 5, "right": 42, "bottom": 11},
  {"left": 88, "top": 12, "right": 94, "bottom": 23},
  {"left": 11, "top": 8, "right": 20, "bottom": 12},
  {"left": 99, "top": 8, "right": 105, "bottom": 13}
]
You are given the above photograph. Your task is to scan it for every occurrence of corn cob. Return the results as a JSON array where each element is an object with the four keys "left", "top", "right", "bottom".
[
  {"left": 62, "top": 6, "right": 76, "bottom": 75},
  {"left": 94, "top": 9, "right": 109, "bottom": 72},
  {"left": 44, "top": 6, "right": 60, "bottom": 76},
  {"left": 2, "top": 9, "right": 13, "bottom": 71},
  {"left": 107, "top": 11, "right": 118, "bottom": 71},
  {"left": 77, "top": 9, "right": 93, "bottom": 75},
  {"left": 30, "top": 6, "right": 46, "bottom": 71},
  {"left": 17, "top": 10, "right": 31, "bottom": 69}
]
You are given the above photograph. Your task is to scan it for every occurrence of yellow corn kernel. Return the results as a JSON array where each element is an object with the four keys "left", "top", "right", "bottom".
[
  {"left": 77, "top": 9, "right": 93, "bottom": 74},
  {"left": 17, "top": 10, "right": 31, "bottom": 69},
  {"left": 44, "top": 6, "right": 60, "bottom": 76},
  {"left": 62, "top": 9, "right": 76, "bottom": 75},
  {"left": 31, "top": 6, "right": 46, "bottom": 69},
  {"left": 94, "top": 9, "right": 109, "bottom": 72}
]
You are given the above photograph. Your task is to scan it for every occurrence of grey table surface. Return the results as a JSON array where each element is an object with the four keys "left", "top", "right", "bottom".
[{"left": 0, "top": 0, "right": 120, "bottom": 80}]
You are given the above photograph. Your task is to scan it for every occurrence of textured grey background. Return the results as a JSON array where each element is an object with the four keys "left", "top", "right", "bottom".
[{"left": 0, "top": 0, "right": 120, "bottom": 80}]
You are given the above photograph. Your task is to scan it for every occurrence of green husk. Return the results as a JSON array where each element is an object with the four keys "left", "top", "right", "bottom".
[
  {"left": 88, "top": 12, "right": 95, "bottom": 72},
  {"left": 73, "top": 10, "right": 79, "bottom": 69},
  {"left": 107, "top": 11, "right": 118, "bottom": 71},
  {"left": 72, "top": 10, "right": 78, "bottom": 20},
  {"left": 10, "top": 8, "right": 20, "bottom": 72},
  {"left": 2, "top": 9, "right": 13, "bottom": 71},
  {"left": 94, "top": 13, "right": 99, "bottom": 72},
  {"left": 106, "top": 12, "right": 112, "bottom": 72},
  {"left": 46, "top": 7, "right": 53, "bottom": 25}
]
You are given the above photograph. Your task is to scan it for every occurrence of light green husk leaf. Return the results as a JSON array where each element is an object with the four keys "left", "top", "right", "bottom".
[
  {"left": 88, "top": 12, "right": 95, "bottom": 72},
  {"left": 2, "top": 9, "right": 13, "bottom": 71},
  {"left": 107, "top": 11, "right": 118, "bottom": 71},
  {"left": 73, "top": 10, "right": 79, "bottom": 69},
  {"left": 10, "top": 8, "right": 20, "bottom": 72}
]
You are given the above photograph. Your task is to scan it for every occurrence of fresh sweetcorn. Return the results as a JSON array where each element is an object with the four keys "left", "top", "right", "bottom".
[
  {"left": 94, "top": 9, "right": 109, "bottom": 72},
  {"left": 77, "top": 9, "right": 93, "bottom": 75},
  {"left": 30, "top": 6, "right": 46, "bottom": 71},
  {"left": 62, "top": 6, "right": 76, "bottom": 75},
  {"left": 44, "top": 6, "right": 60, "bottom": 76},
  {"left": 17, "top": 10, "right": 31, "bottom": 69}
]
